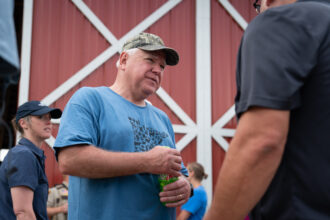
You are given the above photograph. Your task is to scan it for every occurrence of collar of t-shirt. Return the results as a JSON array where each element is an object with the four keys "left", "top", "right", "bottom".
[{"left": 18, "top": 137, "right": 45, "bottom": 159}]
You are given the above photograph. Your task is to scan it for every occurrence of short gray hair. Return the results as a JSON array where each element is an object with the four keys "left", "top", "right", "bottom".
[{"left": 116, "top": 48, "right": 139, "bottom": 68}]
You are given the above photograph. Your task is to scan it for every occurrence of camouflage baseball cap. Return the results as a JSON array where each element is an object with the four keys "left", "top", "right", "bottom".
[{"left": 122, "top": 32, "right": 179, "bottom": 66}]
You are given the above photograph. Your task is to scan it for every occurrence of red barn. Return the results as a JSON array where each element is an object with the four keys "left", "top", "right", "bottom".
[{"left": 2, "top": 0, "right": 257, "bottom": 212}]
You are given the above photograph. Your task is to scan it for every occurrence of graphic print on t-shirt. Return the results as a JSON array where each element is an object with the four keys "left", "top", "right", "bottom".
[{"left": 128, "top": 117, "right": 169, "bottom": 152}]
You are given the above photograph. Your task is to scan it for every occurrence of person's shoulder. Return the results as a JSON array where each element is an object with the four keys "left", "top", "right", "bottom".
[
  {"left": 274, "top": 1, "right": 330, "bottom": 22},
  {"left": 48, "top": 183, "right": 64, "bottom": 192},
  {"left": 293, "top": 1, "right": 330, "bottom": 27},
  {"left": 195, "top": 186, "right": 207, "bottom": 195},
  {"left": 48, "top": 185, "right": 57, "bottom": 192},
  {"left": 195, "top": 186, "right": 205, "bottom": 192},
  {"left": 74, "top": 86, "right": 104, "bottom": 98},
  {"left": 246, "top": 6, "right": 289, "bottom": 33},
  {"left": 148, "top": 104, "right": 169, "bottom": 119},
  {"left": 251, "top": 1, "right": 329, "bottom": 28},
  {"left": 10, "top": 145, "right": 34, "bottom": 157},
  {"left": 69, "top": 86, "right": 107, "bottom": 106},
  {"left": 5, "top": 146, "right": 38, "bottom": 169},
  {"left": 194, "top": 186, "right": 208, "bottom": 202},
  {"left": 146, "top": 101, "right": 166, "bottom": 115},
  {"left": 294, "top": 0, "right": 330, "bottom": 11},
  {"left": 245, "top": 3, "right": 321, "bottom": 43},
  {"left": 54, "top": 183, "right": 66, "bottom": 190}
]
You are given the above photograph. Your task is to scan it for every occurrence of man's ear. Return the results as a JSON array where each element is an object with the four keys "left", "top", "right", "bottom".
[
  {"left": 119, "top": 52, "right": 128, "bottom": 70},
  {"left": 265, "top": 0, "right": 276, "bottom": 6},
  {"left": 265, "top": 0, "right": 293, "bottom": 7},
  {"left": 260, "top": 0, "right": 273, "bottom": 12}
]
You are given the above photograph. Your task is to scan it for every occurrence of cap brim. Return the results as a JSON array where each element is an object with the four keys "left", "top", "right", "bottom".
[
  {"left": 30, "top": 107, "right": 62, "bottom": 119},
  {"left": 138, "top": 45, "right": 179, "bottom": 66}
]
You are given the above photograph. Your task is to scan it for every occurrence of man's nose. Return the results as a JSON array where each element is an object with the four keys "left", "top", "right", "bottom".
[{"left": 152, "top": 64, "right": 163, "bottom": 74}]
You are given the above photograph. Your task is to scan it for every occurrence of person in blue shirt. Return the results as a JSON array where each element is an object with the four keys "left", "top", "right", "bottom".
[
  {"left": 178, "top": 162, "right": 208, "bottom": 220},
  {"left": 54, "top": 32, "right": 192, "bottom": 220},
  {"left": 0, "top": 101, "right": 62, "bottom": 220}
]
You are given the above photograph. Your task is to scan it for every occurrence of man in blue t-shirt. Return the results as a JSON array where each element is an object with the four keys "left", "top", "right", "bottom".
[
  {"left": 205, "top": 0, "right": 330, "bottom": 220},
  {"left": 54, "top": 32, "right": 192, "bottom": 220}
]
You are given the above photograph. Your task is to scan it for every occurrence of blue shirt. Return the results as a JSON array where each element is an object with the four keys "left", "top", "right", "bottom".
[
  {"left": 181, "top": 186, "right": 207, "bottom": 220},
  {"left": 54, "top": 87, "right": 188, "bottom": 220},
  {"left": 0, "top": 138, "right": 48, "bottom": 220}
]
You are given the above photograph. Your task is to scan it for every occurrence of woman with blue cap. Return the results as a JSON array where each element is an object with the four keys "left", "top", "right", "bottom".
[{"left": 0, "top": 100, "right": 62, "bottom": 220}]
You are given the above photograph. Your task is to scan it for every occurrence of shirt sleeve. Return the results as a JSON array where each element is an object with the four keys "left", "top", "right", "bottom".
[
  {"left": 54, "top": 88, "right": 100, "bottom": 157},
  {"left": 236, "top": 7, "right": 320, "bottom": 116},
  {"left": 6, "top": 149, "right": 39, "bottom": 190},
  {"left": 181, "top": 189, "right": 201, "bottom": 215}
]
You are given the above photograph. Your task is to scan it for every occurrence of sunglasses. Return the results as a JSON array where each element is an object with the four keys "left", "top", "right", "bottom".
[{"left": 253, "top": 0, "right": 261, "bottom": 14}]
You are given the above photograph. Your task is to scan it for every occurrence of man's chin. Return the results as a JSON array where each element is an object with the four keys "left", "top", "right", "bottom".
[{"left": 142, "top": 87, "right": 158, "bottom": 97}]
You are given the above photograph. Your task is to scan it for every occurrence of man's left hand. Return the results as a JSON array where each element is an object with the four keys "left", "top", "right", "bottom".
[{"left": 159, "top": 176, "right": 191, "bottom": 207}]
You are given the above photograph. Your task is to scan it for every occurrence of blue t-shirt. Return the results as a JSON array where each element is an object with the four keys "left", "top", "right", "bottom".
[
  {"left": 181, "top": 185, "right": 207, "bottom": 220},
  {"left": 0, "top": 138, "right": 48, "bottom": 220},
  {"left": 54, "top": 86, "right": 188, "bottom": 220}
]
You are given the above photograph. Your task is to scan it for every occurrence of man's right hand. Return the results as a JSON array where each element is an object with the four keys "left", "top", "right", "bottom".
[{"left": 145, "top": 146, "right": 182, "bottom": 177}]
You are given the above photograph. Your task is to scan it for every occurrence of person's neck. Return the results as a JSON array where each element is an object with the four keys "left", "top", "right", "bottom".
[
  {"left": 109, "top": 84, "right": 146, "bottom": 107},
  {"left": 23, "top": 135, "right": 43, "bottom": 148},
  {"left": 190, "top": 178, "right": 201, "bottom": 188},
  {"left": 270, "top": 0, "right": 296, "bottom": 8}
]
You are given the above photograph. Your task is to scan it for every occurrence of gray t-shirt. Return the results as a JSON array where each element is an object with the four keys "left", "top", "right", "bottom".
[{"left": 235, "top": 0, "right": 330, "bottom": 219}]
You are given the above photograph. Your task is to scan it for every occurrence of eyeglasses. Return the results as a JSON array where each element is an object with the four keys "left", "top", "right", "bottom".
[{"left": 253, "top": 0, "right": 261, "bottom": 14}]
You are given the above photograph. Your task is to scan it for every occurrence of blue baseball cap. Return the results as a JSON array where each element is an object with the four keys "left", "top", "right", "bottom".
[{"left": 15, "top": 100, "right": 62, "bottom": 123}]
